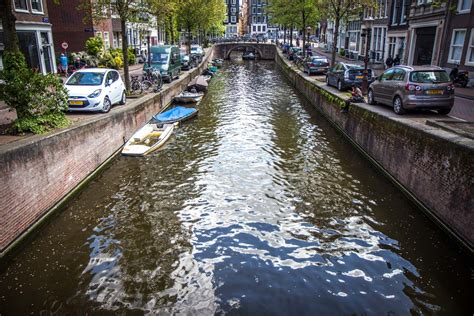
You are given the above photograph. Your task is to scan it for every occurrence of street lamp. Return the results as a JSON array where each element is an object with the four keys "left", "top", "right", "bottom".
[{"left": 360, "top": 12, "right": 373, "bottom": 95}]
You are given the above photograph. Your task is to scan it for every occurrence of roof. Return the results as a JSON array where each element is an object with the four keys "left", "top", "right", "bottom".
[
  {"left": 75, "top": 68, "right": 111, "bottom": 73},
  {"left": 394, "top": 65, "right": 444, "bottom": 71}
]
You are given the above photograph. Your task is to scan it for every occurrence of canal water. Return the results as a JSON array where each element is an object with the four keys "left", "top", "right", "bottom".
[{"left": 0, "top": 60, "right": 471, "bottom": 315}]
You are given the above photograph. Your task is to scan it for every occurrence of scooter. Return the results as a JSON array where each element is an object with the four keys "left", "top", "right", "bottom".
[{"left": 450, "top": 65, "right": 470, "bottom": 88}]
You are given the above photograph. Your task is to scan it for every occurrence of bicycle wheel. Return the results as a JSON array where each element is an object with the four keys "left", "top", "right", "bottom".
[
  {"left": 141, "top": 80, "right": 153, "bottom": 92},
  {"left": 154, "top": 76, "right": 163, "bottom": 92},
  {"left": 131, "top": 80, "right": 142, "bottom": 95}
]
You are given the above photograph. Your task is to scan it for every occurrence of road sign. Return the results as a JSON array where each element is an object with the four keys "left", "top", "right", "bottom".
[{"left": 61, "top": 42, "right": 68, "bottom": 50}]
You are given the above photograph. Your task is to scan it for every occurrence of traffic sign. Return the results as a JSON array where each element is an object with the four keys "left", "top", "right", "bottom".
[{"left": 61, "top": 42, "right": 68, "bottom": 50}]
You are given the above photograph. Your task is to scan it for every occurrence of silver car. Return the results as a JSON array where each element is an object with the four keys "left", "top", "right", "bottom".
[{"left": 367, "top": 66, "right": 455, "bottom": 115}]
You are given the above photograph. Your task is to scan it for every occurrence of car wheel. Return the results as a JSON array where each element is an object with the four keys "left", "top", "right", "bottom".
[
  {"left": 437, "top": 108, "right": 451, "bottom": 115},
  {"left": 337, "top": 80, "right": 343, "bottom": 91},
  {"left": 101, "top": 97, "right": 111, "bottom": 113},
  {"left": 119, "top": 91, "right": 126, "bottom": 105},
  {"left": 368, "top": 89, "right": 376, "bottom": 105},
  {"left": 393, "top": 96, "right": 405, "bottom": 115}
]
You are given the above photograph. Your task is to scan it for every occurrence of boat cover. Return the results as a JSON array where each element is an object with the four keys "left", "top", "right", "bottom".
[{"left": 153, "top": 106, "right": 197, "bottom": 123}]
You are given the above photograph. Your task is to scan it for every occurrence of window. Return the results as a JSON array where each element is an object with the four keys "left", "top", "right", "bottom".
[
  {"left": 448, "top": 29, "right": 466, "bottom": 63},
  {"left": 465, "top": 29, "right": 474, "bottom": 65},
  {"left": 381, "top": 69, "right": 395, "bottom": 81},
  {"left": 14, "top": 0, "right": 28, "bottom": 11},
  {"left": 231, "top": 16, "right": 236, "bottom": 23},
  {"left": 392, "top": 68, "right": 405, "bottom": 81},
  {"left": 457, "top": 0, "right": 472, "bottom": 12},
  {"left": 391, "top": 0, "right": 398, "bottom": 25},
  {"left": 103, "top": 32, "right": 110, "bottom": 49},
  {"left": 400, "top": 0, "right": 407, "bottom": 24},
  {"left": 31, "top": 0, "right": 43, "bottom": 12}
]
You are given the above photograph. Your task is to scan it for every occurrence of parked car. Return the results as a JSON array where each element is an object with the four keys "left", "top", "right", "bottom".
[
  {"left": 303, "top": 56, "right": 329, "bottom": 75},
  {"left": 146, "top": 45, "right": 181, "bottom": 83},
  {"left": 191, "top": 45, "right": 204, "bottom": 58},
  {"left": 65, "top": 68, "right": 126, "bottom": 113},
  {"left": 287, "top": 47, "right": 302, "bottom": 61},
  {"left": 180, "top": 53, "right": 191, "bottom": 71},
  {"left": 326, "top": 62, "right": 374, "bottom": 91},
  {"left": 368, "top": 66, "right": 454, "bottom": 115}
]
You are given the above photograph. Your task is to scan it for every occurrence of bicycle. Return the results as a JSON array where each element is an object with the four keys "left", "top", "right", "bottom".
[
  {"left": 143, "top": 68, "right": 163, "bottom": 92},
  {"left": 130, "top": 75, "right": 143, "bottom": 95}
]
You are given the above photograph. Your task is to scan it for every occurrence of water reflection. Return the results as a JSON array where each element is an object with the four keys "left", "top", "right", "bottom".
[{"left": 0, "top": 61, "right": 471, "bottom": 315}]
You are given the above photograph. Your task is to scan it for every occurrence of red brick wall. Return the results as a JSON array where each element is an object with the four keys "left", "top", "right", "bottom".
[
  {"left": 46, "top": 0, "right": 94, "bottom": 53},
  {"left": 0, "top": 49, "right": 213, "bottom": 253}
]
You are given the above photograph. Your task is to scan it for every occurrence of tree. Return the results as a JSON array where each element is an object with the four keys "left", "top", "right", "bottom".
[
  {"left": 149, "top": 0, "right": 178, "bottom": 45},
  {"left": 176, "top": 0, "right": 225, "bottom": 53},
  {"left": 318, "top": 0, "right": 374, "bottom": 65},
  {"left": 85, "top": 0, "right": 150, "bottom": 91}
]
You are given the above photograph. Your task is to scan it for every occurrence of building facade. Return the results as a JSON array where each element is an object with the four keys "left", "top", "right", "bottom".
[
  {"left": 224, "top": 0, "right": 240, "bottom": 38},
  {"left": 440, "top": 0, "right": 474, "bottom": 73},
  {"left": 249, "top": 0, "right": 268, "bottom": 35},
  {"left": 1, "top": 0, "right": 57, "bottom": 74}
]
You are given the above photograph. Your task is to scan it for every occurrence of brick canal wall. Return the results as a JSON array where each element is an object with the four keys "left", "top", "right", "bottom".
[
  {"left": 0, "top": 49, "right": 214, "bottom": 255},
  {"left": 275, "top": 48, "right": 474, "bottom": 251}
]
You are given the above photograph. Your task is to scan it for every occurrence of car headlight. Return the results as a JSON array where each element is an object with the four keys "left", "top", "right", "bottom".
[{"left": 88, "top": 89, "right": 102, "bottom": 98}]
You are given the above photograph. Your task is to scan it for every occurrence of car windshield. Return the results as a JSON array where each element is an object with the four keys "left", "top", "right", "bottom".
[
  {"left": 150, "top": 53, "right": 169, "bottom": 64},
  {"left": 66, "top": 72, "right": 104, "bottom": 86},
  {"left": 410, "top": 71, "right": 450, "bottom": 83}
]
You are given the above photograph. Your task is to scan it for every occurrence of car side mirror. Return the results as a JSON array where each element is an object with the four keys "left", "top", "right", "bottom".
[{"left": 106, "top": 79, "right": 113, "bottom": 86}]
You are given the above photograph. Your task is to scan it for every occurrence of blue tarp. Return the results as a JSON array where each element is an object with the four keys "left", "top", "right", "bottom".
[{"left": 153, "top": 106, "right": 197, "bottom": 123}]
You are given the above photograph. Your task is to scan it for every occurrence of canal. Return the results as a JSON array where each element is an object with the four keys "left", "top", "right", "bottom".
[{"left": 0, "top": 60, "right": 471, "bottom": 315}]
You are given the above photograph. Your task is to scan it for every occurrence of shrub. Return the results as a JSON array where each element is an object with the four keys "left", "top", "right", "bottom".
[
  {"left": 128, "top": 47, "right": 136, "bottom": 65},
  {"left": 85, "top": 36, "right": 103, "bottom": 56},
  {"left": 71, "top": 51, "right": 99, "bottom": 67},
  {"left": 0, "top": 52, "right": 70, "bottom": 134},
  {"left": 339, "top": 48, "right": 346, "bottom": 57}
]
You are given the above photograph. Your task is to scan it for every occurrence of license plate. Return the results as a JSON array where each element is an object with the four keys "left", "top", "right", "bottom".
[
  {"left": 69, "top": 100, "right": 83, "bottom": 105},
  {"left": 356, "top": 75, "right": 363, "bottom": 79},
  {"left": 426, "top": 90, "right": 443, "bottom": 95}
]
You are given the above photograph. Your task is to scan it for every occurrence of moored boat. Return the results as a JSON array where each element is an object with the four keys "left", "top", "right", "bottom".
[
  {"left": 122, "top": 123, "right": 176, "bottom": 156},
  {"left": 242, "top": 51, "right": 256, "bottom": 60},
  {"left": 174, "top": 91, "right": 204, "bottom": 103},
  {"left": 153, "top": 106, "right": 198, "bottom": 124},
  {"left": 187, "top": 75, "right": 209, "bottom": 92}
]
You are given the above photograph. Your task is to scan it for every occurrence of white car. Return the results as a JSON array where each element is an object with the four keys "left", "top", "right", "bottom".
[
  {"left": 190, "top": 45, "right": 204, "bottom": 57},
  {"left": 65, "top": 68, "right": 126, "bottom": 113}
]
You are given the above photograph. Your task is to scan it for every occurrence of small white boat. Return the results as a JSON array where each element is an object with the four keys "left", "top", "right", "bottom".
[
  {"left": 122, "top": 123, "right": 176, "bottom": 156},
  {"left": 174, "top": 91, "right": 204, "bottom": 103}
]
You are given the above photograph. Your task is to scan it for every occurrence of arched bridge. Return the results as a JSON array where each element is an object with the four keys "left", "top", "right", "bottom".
[{"left": 213, "top": 42, "right": 277, "bottom": 60}]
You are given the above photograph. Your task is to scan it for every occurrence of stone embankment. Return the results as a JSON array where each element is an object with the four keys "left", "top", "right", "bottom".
[
  {"left": 274, "top": 47, "right": 473, "bottom": 251},
  {"left": 0, "top": 49, "right": 214, "bottom": 257}
]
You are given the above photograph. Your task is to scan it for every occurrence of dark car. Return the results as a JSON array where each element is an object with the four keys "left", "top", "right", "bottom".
[
  {"left": 368, "top": 66, "right": 454, "bottom": 115},
  {"left": 326, "top": 62, "right": 374, "bottom": 91},
  {"left": 287, "top": 47, "right": 302, "bottom": 61},
  {"left": 303, "top": 56, "right": 329, "bottom": 75},
  {"left": 180, "top": 53, "right": 191, "bottom": 71}
]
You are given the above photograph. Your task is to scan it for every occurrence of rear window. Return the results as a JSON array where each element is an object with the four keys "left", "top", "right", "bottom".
[
  {"left": 312, "top": 58, "right": 328, "bottom": 64},
  {"left": 348, "top": 65, "right": 364, "bottom": 70},
  {"left": 410, "top": 71, "right": 450, "bottom": 83}
]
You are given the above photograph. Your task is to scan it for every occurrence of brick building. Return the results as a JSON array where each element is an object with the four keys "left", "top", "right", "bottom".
[
  {"left": 224, "top": 0, "right": 240, "bottom": 38},
  {"left": 0, "top": 0, "right": 57, "bottom": 74}
]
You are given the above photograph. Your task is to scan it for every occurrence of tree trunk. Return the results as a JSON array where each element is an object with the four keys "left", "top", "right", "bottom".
[
  {"left": 290, "top": 25, "right": 293, "bottom": 46},
  {"left": 187, "top": 26, "right": 192, "bottom": 55},
  {"left": 283, "top": 27, "right": 287, "bottom": 44},
  {"left": 331, "top": 15, "right": 340, "bottom": 66},
  {"left": 0, "top": 0, "right": 20, "bottom": 53},
  {"left": 121, "top": 18, "right": 130, "bottom": 91},
  {"left": 302, "top": 11, "right": 306, "bottom": 58}
]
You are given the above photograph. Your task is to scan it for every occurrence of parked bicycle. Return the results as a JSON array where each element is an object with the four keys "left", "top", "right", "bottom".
[
  {"left": 130, "top": 75, "right": 144, "bottom": 95},
  {"left": 143, "top": 67, "right": 163, "bottom": 92}
]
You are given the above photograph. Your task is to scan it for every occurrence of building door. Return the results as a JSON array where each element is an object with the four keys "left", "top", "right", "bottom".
[
  {"left": 413, "top": 27, "right": 436, "bottom": 65},
  {"left": 40, "top": 32, "right": 53, "bottom": 73}
]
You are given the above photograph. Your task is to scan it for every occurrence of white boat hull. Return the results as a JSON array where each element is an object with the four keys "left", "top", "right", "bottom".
[{"left": 122, "top": 123, "right": 176, "bottom": 156}]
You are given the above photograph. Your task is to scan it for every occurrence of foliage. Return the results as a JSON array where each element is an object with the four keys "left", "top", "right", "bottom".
[
  {"left": 85, "top": 36, "right": 104, "bottom": 56},
  {"left": 0, "top": 52, "right": 70, "bottom": 134},
  {"left": 70, "top": 51, "right": 100, "bottom": 67},
  {"left": 339, "top": 48, "right": 346, "bottom": 57}
]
